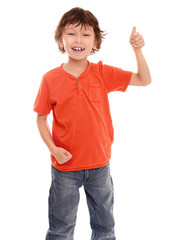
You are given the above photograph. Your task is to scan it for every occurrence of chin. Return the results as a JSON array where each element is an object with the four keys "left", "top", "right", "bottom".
[{"left": 68, "top": 54, "right": 89, "bottom": 61}]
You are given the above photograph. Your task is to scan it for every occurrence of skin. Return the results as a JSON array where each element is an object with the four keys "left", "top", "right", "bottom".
[
  {"left": 129, "top": 26, "right": 152, "bottom": 86},
  {"left": 59, "top": 24, "right": 97, "bottom": 78},
  {"left": 36, "top": 24, "right": 152, "bottom": 164}
]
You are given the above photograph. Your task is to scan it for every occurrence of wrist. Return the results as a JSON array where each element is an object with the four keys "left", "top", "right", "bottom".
[
  {"left": 49, "top": 144, "right": 58, "bottom": 156},
  {"left": 132, "top": 47, "right": 142, "bottom": 53}
]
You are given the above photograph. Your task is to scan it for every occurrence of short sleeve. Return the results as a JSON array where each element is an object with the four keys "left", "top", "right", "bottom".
[
  {"left": 99, "top": 61, "right": 133, "bottom": 93},
  {"left": 33, "top": 76, "right": 52, "bottom": 114}
]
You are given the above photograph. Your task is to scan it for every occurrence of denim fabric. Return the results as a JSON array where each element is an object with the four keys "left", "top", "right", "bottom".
[{"left": 46, "top": 163, "right": 116, "bottom": 240}]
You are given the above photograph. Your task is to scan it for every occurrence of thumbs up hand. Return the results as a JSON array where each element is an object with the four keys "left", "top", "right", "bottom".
[{"left": 129, "top": 26, "right": 145, "bottom": 51}]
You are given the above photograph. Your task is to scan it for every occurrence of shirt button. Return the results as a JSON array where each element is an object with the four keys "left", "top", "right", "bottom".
[
  {"left": 78, "top": 85, "right": 81, "bottom": 88},
  {"left": 77, "top": 78, "right": 80, "bottom": 81}
]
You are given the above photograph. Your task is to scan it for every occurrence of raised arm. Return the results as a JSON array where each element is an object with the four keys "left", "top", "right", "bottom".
[{"left": 129, "top": 26, "right": 152, "bottom": 86}]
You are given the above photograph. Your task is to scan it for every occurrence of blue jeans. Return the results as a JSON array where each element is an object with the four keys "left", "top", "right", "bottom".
[{"left": 46, "top": 163, "right": 116, "bottom": 240}]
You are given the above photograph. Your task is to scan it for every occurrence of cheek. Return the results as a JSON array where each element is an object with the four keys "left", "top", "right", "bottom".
[
  {"left": 88, "top": 39, "right": 96, "bottom": 48},
  {"left": 63, "top": 37, "right": 72, "bottom": 45}
]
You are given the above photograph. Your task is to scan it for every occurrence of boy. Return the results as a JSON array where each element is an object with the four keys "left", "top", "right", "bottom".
[{"left": 33, "top": 7, "right": 151, "bottom": 240}]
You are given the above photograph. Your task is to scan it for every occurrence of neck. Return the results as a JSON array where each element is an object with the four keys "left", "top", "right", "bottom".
[
  {"left": 66, "top": 57, "right": 88, "bottom": 70},
  {"left": 63, "top": 57, "right": 89, "bottom": 78}
]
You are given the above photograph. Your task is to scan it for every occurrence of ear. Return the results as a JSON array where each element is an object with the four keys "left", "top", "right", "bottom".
[
  {"left": 59, "top": 40, "right": 64, "bottom": 49},
  {"left": 93, "top": 39, "right": 98, "bottom": 50}
]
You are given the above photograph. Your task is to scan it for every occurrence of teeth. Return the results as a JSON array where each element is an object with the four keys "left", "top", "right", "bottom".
[{"left": 73, "top": 47, "right": 84, "bottom": 51}]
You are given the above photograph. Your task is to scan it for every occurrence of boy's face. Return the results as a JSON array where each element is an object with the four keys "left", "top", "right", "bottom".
[{"left": 60, "top": 24, "right": 97, "bottom": 61}]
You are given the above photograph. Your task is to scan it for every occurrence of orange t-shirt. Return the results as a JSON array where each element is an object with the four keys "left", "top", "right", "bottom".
[{"left": 33, "top": 61, "right": 132, "bottom": 171}]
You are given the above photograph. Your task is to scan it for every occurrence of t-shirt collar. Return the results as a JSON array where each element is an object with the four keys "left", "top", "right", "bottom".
[{"left": 59, "top": 60, "right": 91, "bottom": 79}]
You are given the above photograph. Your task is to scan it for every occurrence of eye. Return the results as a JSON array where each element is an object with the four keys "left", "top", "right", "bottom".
[
  {"left": 83, "top": 34, "right": 90, "bottom": 37},
  {"left": 67, "top": 33, "right": 75, "bottom": 36}
]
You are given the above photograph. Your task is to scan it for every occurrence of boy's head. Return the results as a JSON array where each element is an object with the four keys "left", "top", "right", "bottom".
[{"left": 54, "top": 7, "right": 105, "bottom": 54}]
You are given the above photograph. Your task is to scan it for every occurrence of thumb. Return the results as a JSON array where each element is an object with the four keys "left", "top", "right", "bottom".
[{"left": 132, "top": 26, "right": 136, "bottom": 34}]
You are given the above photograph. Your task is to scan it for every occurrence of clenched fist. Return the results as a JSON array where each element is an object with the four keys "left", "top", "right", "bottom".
[
  {"left": 129, "top": 26, "right": 145, "bottom": 51},
  {"left": 52, "top": 147, "right": 72, "bottom": 165}
]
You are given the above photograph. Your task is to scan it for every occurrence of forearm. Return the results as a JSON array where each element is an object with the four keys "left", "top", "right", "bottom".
[
  {"left": 36, "top": 114, "right": 72, "bottom": 164},
  {"left": 36, "top": 114, "right": 57, "bottom": 155},
  {"left": 134, "top": 49, "right": 151, "bottom": 84}
]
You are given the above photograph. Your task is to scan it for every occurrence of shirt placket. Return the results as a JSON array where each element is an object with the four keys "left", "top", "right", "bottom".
[{"left": 77, "top": 77, "right": 83, "bottom": 96}]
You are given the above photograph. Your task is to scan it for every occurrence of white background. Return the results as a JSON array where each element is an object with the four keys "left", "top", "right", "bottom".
[{"left": 0, "top": 0, "right": 187, "bottom": 239}]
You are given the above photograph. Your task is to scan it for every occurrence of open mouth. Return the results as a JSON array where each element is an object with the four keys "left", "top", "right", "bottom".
[{"left": 72, "top": 47, "right": 85, "bottom": 52}]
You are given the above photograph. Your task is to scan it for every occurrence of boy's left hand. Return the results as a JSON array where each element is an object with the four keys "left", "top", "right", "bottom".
[{"left": 129, "top": 26, "right": 145, "bottom": 51}]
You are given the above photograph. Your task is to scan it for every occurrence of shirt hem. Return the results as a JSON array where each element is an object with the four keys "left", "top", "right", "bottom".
[
  {"left": 33, "top": 108, "right": 50, "bottom": 115},
  {"left": 52, "top": 160, "right": 110, "bottom": 172}
]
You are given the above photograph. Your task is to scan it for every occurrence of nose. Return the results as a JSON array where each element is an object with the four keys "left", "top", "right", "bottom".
[{"left": 75, "top": 34, "right": 82, "bottom": 43}]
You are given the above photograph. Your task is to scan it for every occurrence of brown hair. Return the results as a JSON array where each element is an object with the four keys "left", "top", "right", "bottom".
[{"left": 54, "top": 7, "right": 106, "bottom": 54}]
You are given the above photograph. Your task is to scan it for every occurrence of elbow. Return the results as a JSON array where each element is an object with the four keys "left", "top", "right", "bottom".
[
  {"left": 136, "top": 73, "right": 152, "bottom": 86},
  {"left": 144, "top": 78, "right": 152, "bottom": 86},
  {"left": 142, "top": 77, "right": 152, "bottom": 86}
]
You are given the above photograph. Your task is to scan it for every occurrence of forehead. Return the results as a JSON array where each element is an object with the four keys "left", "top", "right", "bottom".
[{"left": 64, "top": 23, "right": 94, "bottom": 32}]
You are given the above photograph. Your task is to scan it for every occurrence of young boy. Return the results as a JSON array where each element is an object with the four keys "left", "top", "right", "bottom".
[{"left": 33, "top": 7, "right": 151, "bottom": 240}]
